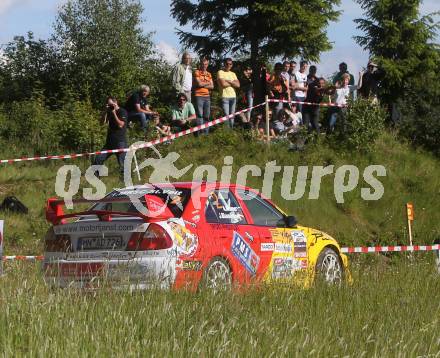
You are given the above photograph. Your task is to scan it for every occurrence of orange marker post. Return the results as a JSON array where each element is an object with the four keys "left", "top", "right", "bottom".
[{"left": 406, "top": 203, "right": 414, "bottom": 246}]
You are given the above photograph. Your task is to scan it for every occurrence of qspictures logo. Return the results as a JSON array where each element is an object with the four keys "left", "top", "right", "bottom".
[{"left": 54, "top": 141, "right": 386, "bottom": 213}]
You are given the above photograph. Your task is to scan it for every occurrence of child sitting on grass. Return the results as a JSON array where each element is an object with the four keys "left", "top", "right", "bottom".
[{"left": 153, "top": 114, "right": 171, "bottom": 139}]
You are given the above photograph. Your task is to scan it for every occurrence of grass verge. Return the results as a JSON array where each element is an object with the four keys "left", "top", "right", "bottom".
[{"left": 0, "top": 257, "right": 439, "bottom": 356}]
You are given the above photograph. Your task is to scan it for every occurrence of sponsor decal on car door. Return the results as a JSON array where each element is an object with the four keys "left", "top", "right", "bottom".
[{"left": 264, "top": 228, "right": 308, "bottom": 282}]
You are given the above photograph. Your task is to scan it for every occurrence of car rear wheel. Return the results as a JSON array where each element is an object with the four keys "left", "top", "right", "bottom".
[
  {"left": 202, "top": 257, "right": 232, "bottom": 291},
  {"left": 315, "top": 248, "right": 344, "bottom": 284}
]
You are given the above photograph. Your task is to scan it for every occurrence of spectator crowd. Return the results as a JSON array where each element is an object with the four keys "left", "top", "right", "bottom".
[{"left": 96, "top": 51, "right": 383, "bottom": 175}]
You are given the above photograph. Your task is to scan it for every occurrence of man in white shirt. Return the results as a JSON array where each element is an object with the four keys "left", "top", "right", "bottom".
[
  {"left": 281, "top": 61, "right": 291, "bottom": 83},
  {"left": 182, "top": 66, "right": 192, "bottom": 99},
  {"left": 328, "top": 73, "right": 356, "bottom": 132},
  {"left": 171, "top": 51, "right": 193, "bottom": 101},
  {"left": 294, "top": 60, "right": 308, "bottom": 113}
]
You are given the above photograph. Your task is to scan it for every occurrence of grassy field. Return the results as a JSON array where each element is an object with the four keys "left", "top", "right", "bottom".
[
  {"left": 0, "top": 257, "right": 439, "bottom": 356},
  {"left": 0, "top": 129, "right": 439, "bottom": 355}
]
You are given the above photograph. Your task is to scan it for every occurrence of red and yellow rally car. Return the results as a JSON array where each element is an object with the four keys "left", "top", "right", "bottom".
[{"left": 43, "top": 182, "right": 350, "bottom": 290}]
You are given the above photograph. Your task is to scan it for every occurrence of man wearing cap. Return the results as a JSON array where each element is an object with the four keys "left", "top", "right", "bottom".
[{"left": 358, "top": 61, "right": 383, "bottom": 99}]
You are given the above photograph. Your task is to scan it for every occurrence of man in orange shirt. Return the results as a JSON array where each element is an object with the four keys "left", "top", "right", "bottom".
[{"left": 193, "top": 57, "right": 214, "bottom": 134}]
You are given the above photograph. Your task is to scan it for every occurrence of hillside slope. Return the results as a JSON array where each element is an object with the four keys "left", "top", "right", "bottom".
[{"left": 0, "top": 129, "right": 438, "bottom": 254}]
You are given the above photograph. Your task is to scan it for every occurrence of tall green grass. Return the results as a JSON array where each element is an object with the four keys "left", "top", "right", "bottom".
[{"left": 0, "top": 258, "right": 439, "bottom": 356}]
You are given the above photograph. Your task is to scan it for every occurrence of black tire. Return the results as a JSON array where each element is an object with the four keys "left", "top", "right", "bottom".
[
  {"left": 315, "top": 248, "right": 344, "bottom": 284},
  {"left": 201, "top": 257, "right": 232, "bottom": 291}
]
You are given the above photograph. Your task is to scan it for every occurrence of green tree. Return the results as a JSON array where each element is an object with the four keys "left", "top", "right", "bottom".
[
  {"left": 354, "top": 0, "right": 440, "bottom": 107},
  {"left": 52, "top": 0, "right": 156, "bottom": 107},
  {"left": 0, "top": 32, "right": 62, "bottom": 105},
  {"left": 170, "top": 0, "right": 341, "bottom": 101}
]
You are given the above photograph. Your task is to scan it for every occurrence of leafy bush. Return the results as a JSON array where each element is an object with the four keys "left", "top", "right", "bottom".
[
  {"left": 332, "top": 97, "right": 386, "bottom": 152},
  {"left": 0, "top": 98, "right": 105, "bottom": 154},
  {"left": 0, "top": 97, "right": 59, "bottom": 153},
  {"left": 54, "top": 100, "right": 105, "bottom": 152}
]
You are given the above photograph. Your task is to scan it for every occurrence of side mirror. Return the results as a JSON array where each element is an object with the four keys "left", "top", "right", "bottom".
[
  {"left": 285, "top": 215, "right": 297, "bottom": 228},
  {"left": 277, "top": 215, "right": 298, "bottom": 228}
]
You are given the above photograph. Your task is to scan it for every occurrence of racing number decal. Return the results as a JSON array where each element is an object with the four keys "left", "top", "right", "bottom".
[{"left": 231, "top": 231, "right": 260, "bottom": 276}]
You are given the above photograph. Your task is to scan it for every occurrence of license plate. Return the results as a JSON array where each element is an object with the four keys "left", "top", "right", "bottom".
[{"left": 77, "top": 236, "right": 124, "bottom": 250}]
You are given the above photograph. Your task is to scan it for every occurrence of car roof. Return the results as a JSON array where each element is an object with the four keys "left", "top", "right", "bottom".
[
  {"left": 111, "top": 182, "right": 268, "bottom": 203},
  {"left": 112, "top": 182, "right": 200, "bottom": 192}
]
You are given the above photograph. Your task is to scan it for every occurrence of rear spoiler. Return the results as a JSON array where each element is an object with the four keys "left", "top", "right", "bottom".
[{"left": 45, "top": 195, "right": 174, "bottom": 225}]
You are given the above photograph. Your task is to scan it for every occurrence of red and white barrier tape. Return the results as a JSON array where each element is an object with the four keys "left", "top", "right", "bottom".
[
  {"left": 0, "top": 103, "right": 265, "bottom": 165},
  {"left": 341, "top": 244, "right": 440, "bottom": 254},
  {"left": 269, "top": 98, "right": 347, "bottom": 108},
  {"left": 3, "top": 255, "right": 44, "bottom": 261},
  {"left": 3, "top": 245, "right": 439, "bottom": 261}
]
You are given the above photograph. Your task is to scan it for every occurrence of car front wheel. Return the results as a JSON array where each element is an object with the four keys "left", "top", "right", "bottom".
[
  {"left": 315, "top": 248, "right": 344, "bottom": 284},
  {"left": 202, "top": 257, "right": 232, "bottom": 291}
]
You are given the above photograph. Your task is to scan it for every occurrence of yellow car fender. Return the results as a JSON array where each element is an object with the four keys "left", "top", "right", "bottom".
[{"left": 262, "top": 224, "right": 352, "bottom": 287}]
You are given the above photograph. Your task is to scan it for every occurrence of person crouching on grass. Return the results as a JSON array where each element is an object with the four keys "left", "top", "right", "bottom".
[
  {"left": 171, "top": 93, "right": 196, "bottom": 132},
  {"left": 93, "top": 96, "right": 128, "bottom": 179},
  {"left": 257, "top": 109, "right": 277, "bottom": 140}
]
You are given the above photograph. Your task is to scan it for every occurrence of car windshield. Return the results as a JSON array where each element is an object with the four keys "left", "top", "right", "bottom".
[{"left": 92, "top": 187, "right": 192, "bottom": 218}]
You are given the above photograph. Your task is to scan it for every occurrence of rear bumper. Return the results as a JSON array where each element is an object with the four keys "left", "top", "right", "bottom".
[{"left": 43, "top": 255, "right": 177, "bottom": 290}]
